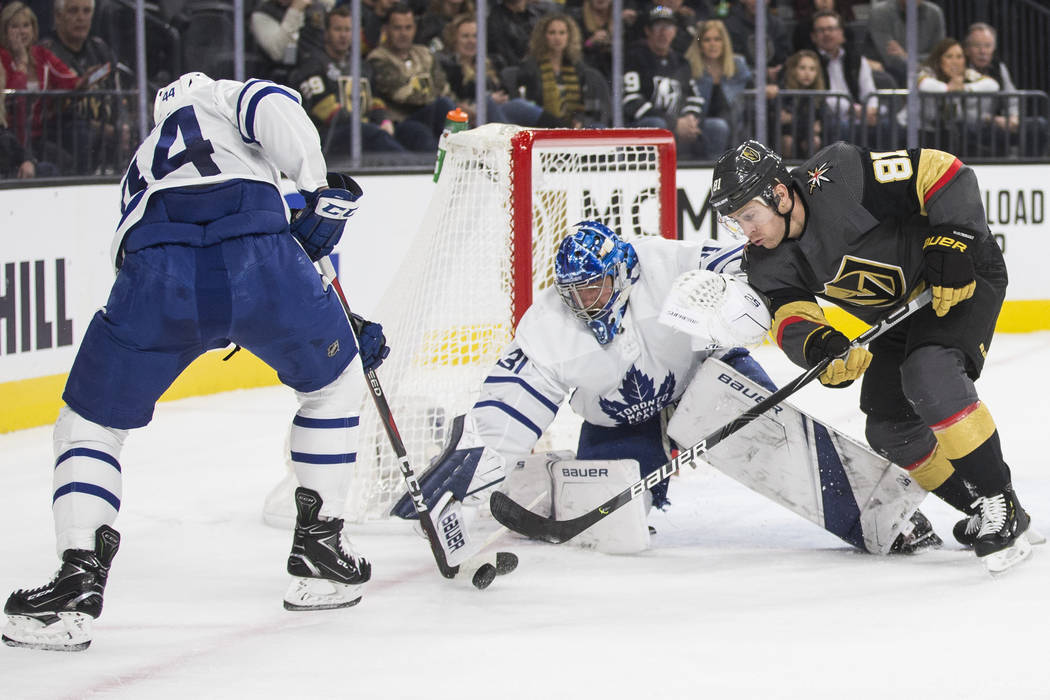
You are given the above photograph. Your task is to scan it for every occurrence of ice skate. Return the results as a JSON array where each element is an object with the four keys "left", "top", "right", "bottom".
[
  {"left": 3, "top": 525, "right": 120, "bottom": 652},
  {"left": 284, "top": 487, "right": 371, "bottom": 611},
  {"left": 972, "top": 485, "right": 1036, "bottom": 574},
  {"left": 890, "top": 509, "right": 943, "bottom": 554},
  {"left": 954, "top": 507, "right": 1044, "bottom": 549}
]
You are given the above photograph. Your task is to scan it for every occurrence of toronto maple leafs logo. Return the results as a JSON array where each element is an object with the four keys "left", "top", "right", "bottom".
[
  {"left": 807, "top": 161, "right": 833, "bottom": 194},
  {"left": 598, "top": 366, "right": 676, "bottom": 425}
]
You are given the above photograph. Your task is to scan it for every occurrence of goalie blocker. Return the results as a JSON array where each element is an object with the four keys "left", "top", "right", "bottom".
[{"left": 667, "top": 358, "right": 936, "bottom": 554}]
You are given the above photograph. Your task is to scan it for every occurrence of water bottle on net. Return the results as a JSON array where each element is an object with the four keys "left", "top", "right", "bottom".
[{"left": 433, "top": 107, "right": 470, "bottom": 183}]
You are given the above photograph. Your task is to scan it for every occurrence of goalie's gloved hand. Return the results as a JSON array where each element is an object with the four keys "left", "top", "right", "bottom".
[
  {"left": 923, "top": 226, "right": 977, "bottom": 317},
  {"left": 351, "top": 313, "right": 389, "bottom": 372},
  {"left": 804, "top": 326, "right": 872, "bottom": 388},
  {"left": 291, "top": 174, "right": 363, "bottom": 261}
]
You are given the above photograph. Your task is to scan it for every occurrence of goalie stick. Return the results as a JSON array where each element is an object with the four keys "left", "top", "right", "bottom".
[
  {"left": 318, "top": 256, "right": 458, "bottom": 579},
  {"left": 490, "top": 288, "right": 934, "bottom": 543}
]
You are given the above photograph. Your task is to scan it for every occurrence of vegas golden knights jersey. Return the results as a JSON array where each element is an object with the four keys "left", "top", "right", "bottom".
[{"left": 744, "top": 141, "right": 1003, "bottom": 369}]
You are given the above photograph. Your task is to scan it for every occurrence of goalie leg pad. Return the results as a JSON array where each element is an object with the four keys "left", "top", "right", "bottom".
[
  {"left": 667, "top": 359, "right": 929, "bottom": 554},
  {"left": 391, "top": 414, "right": 506, "bottom": 519},
  {"left": 552, "top": 459, "right": 651, "bottom": 554}
]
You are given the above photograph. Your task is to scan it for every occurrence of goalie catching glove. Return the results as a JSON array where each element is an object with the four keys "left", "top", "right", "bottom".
[
  {"left": 390, "top": 414, "right": 507, "bottom": 519},
  {"left": 923, "top": 225, "right": 977, "bottom": 317},
  {"left": 658, "top": 269, "right": 771, "bottom": 349},
  {"left": 804, "top": 326, "right": 872, "bottom": 387},
  {"left": 291, "top": 172, "right": 363, "bottom": 261}
]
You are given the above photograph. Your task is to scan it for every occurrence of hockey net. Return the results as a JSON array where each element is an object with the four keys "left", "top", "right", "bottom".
[{"left": 347, "top": 124, "right": 677, "bottom": 521}]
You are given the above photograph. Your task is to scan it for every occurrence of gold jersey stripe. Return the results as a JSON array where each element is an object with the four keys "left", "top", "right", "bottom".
[
  {"left": 915, "top": 149, "right": 962, "bottom": 216},
  {"left": 932, "top": 402, "right": 997, "bottom": 460}
]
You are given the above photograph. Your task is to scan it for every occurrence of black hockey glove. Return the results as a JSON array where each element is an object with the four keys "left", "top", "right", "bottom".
[
  {"left": 291, "top": 174, "right": 363, "bottom": 261},
  {"left": 803, "top": 325, "right": 872, "bottom": 388},
  {"left": 351, "top": 313, "right": 389, "bottom": 372},
  {"left": 923, "top": 226, "right": 977, "bottom": 317}
]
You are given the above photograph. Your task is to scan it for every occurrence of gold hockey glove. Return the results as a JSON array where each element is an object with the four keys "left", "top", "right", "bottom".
[
  {"left": 923, "top": 227, "right": 977, "bottom": 317},
  {"left": 804, "top": 326, "right": 872, "bottom": 388}
]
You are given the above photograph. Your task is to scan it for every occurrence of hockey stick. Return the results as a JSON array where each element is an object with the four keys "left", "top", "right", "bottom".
[
  {"left": 490, "top": 288, "right": 934, "bottom": 543},
  {"left": 318, "top": 256, "right": 458, "bottom": 579}
]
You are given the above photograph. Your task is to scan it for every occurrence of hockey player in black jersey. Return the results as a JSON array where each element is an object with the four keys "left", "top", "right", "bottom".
[{"left": 710, "top": 139, "right": 1043, "bottom": 574}]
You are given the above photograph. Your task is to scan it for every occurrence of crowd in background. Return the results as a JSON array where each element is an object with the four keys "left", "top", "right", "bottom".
[{"left": 1, "top": 0, "right": 1048, "bottom": 179}]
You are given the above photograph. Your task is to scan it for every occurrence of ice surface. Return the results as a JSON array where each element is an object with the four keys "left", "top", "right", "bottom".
[{"left": 2, "top": 335, "right": 1048, "bottom": 699}]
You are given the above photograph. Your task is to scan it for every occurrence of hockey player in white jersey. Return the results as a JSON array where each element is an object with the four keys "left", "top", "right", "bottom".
[
  {"left": 392, "top": 220, "right": 775, "bottom": 549},
  {"left": 3, "top": 73, "right": 387, "bottom": 652}
]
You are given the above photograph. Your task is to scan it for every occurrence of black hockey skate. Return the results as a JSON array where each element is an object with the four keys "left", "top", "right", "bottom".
[
  {"left": 954, "top": 504, "right": 1044, "bottom": 549},
  {"left": 284, "top": 487, "right": 371, "bottom": 611},
  {"left": 972, "top": 484, "right": 1039, "bottom": 574},
  {"left": 890, "top": 509, "right": 943, "bottom": 554},
  {"left": 3, "top": 525, "right": 119, "bottom": 652}
]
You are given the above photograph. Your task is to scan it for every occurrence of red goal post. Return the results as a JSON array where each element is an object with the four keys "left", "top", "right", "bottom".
[{"left": 347, "top": 125, "right": 678, "bottom": 521}]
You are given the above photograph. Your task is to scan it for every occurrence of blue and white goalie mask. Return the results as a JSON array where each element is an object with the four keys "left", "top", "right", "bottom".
[{"left": 554, "top": 221, "right": 639, "bottom": 345}]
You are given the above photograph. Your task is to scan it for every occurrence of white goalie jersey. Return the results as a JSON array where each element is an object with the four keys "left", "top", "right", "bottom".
[{"left": 471, "top": 236, "right": 748, "bottom": 460}]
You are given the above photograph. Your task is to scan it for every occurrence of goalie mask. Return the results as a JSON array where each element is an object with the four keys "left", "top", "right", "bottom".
[
  {"left": 710, "top": 140, "right": 791, "bottom": 240},
  {"left": 554, "top": 221, "right": 638, "bottom": 345},
  {"left": 153, "top": 72, "right": 214, "bottom": 126}
]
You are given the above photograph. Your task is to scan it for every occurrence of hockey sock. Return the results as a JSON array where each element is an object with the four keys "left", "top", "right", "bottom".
[
  {"left": 52, "top": 407, "right": 127, "bottom": 554},
  {"left": 291, "top": 367, "right": 363, "bottom": 519},
  {"left": 931, "top": 471, "right": 979, "bottom": 514},
  {"left": 930, "top": 401, "right": 1012, "bottom": 497}
]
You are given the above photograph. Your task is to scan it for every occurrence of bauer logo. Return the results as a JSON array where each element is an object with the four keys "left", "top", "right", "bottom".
[
  {"left": 717, "top": 373, "right": 783, "bottom": 415},
  {"left": 562, "top": 468, "right": 609, "bottom": 478},
  {"left": 439, "top": 512, "right": 466, "bottom": 552}
]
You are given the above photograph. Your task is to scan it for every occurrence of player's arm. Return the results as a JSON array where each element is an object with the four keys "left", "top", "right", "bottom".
[
  {"left": 768, "top": 288, "right": 871, "bottom": 388},
  {"left": 232, "top": 78, "right": 327, "bottom": 192}
]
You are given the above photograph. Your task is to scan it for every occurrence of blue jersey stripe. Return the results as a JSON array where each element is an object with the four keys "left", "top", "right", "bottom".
[
  {"left": 55, "top": 447, "right": 121, "bottom": 472},
  {"left": 53, "top": 482, "right": 121, "bottom": 510},
  {"left": 292, "top": 415, "right": 360, "bottom": 429},
  {"left": 290, "top": 451, "right": 358, "bottom": 464},
  {"left": 241, "top": 84, "right": 299, "bottom": 144},
  {"left": 235, "top": 78, "right": 266, "bottom": 142},
  {"left": 482, "top": 376, "right": 560, "bottom": 414},
  {"left": 473, "top": 400, "right": 544, "bottom": 439}
]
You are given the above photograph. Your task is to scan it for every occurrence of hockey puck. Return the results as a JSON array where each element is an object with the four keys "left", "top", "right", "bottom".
[
  {"left": 471, "top": 563, "right": 497, "bottom": 590},
  {"left": 494, "top": 551, "right": 518, "bottom": 575}
]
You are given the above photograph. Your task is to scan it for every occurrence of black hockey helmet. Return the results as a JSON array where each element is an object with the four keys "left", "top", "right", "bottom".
[{"left": 710, "top": 140, "right": 790, "bottom": 217}]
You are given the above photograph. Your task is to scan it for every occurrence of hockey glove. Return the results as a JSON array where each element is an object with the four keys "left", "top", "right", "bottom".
[
  {"left": 291, "top": 175, "right": 363, "bottom": 261},
  {"left": 923, "top": 226, "right": 977, "bottom": 317},
  {"left": 804, "top": 326, "right": 872, "bottom": 388},
  {"left": 351, "top": 313, "right": 389, "bottom": 372}
]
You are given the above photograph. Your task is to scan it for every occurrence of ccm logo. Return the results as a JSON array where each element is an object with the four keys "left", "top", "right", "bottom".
[
  {"left": 562, "top": 468, "right": 609, "bottom": 478},
  {"left": 439, "top": 512, "right": 466, "bottom": 552}
]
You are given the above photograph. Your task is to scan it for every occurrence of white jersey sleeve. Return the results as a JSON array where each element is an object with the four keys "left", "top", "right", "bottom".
[{"left": 113, "top": 79, "right": 327, "bottom": 265}]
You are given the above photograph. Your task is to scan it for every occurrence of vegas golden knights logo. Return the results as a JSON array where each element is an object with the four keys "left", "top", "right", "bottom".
[{"left": 822, "top": 256, "right": 906, "bottom": 306}]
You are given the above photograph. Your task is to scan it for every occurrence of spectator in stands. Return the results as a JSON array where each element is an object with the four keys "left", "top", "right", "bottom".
[
  {"left": 289, "top": 5, "right": 407, "bottom": 155},
  {"left": 0, "top": 59, "right": 40, "bottom": 178},
  {"left": 367, "top": 3, "right": 456, "bottom": 151},
  {"left": 0, "top": 1, "right": 79, "bottom": 166},
  {"left": 251, "top": 0, "right": 333, "bottom": 79},
  {"left": 624, "top": 5, "right": 723, "bottom": 160},
  {"left": 777, "top": 49, "right": 825, "bottom": 158},
  {"left": 439, "top": 13, "right": 539, "bottom": 126},
  {"left": 417, "top": 0, "right": 474, "bottom": 52},
  {"left": 865, "top": 0, "right": 944, "bottom": 89},
  {"left": 791, "top": 0, "right": 855, "bottom": 55},
  {"left": 810, "top": 9, "right": 879, "bottom": 146},
  {"left": 572, "top": 0, "right": 616, "bottom": 79},
  {"left": 40, "top": 0, "right": 128, "bottom": 175},
  {"left": 513, "top": 13, "right": 608, "bottom": 128},
  {"left": 909, "top": 37, "right": 999, "bottom": 157},
  {"left": 724, "top": 0, "right": 790, "bottom": 85},
  {"left": 486, "top": 0, "right": 547, "bottom": 72},
  {"left": 964, "top": 21, "right": 1047, "bottom": 157},
  {"left": 361, "top": 0, "right": 398, "bottom": 54},
  {"left": 684, "top": 19, "right": 750, "bottom": 149}
]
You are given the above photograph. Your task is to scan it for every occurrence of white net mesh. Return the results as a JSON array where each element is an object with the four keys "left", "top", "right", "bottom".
[{"left": 347, "top": 124, "right": 674, "bottom": 521}]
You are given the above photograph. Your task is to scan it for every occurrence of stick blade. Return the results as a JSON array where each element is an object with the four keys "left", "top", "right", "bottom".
[{"left": 489, "top": 491, "right": 577, "bottom": 543}]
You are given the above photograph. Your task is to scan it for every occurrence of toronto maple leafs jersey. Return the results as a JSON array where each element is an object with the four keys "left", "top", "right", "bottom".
[
  {"left": 113, "top": 79, "right": 328, "bottom": 267},
  {"left": 744, "top": 142, "right": 1003, "bottom": 370},
  {"left": 470, "top": 236, "right": 745, "bottom": 461}
]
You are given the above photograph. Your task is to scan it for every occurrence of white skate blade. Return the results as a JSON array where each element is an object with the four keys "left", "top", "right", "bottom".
[
  {"left": 3, "top": 612, "right": 93, "bottom": 652},
  {"left": 283, "top": 576, "right": 365, "bottom": 611},
  {"left": 981, "top": 536, "right": 1034, "bottom": 576}
]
